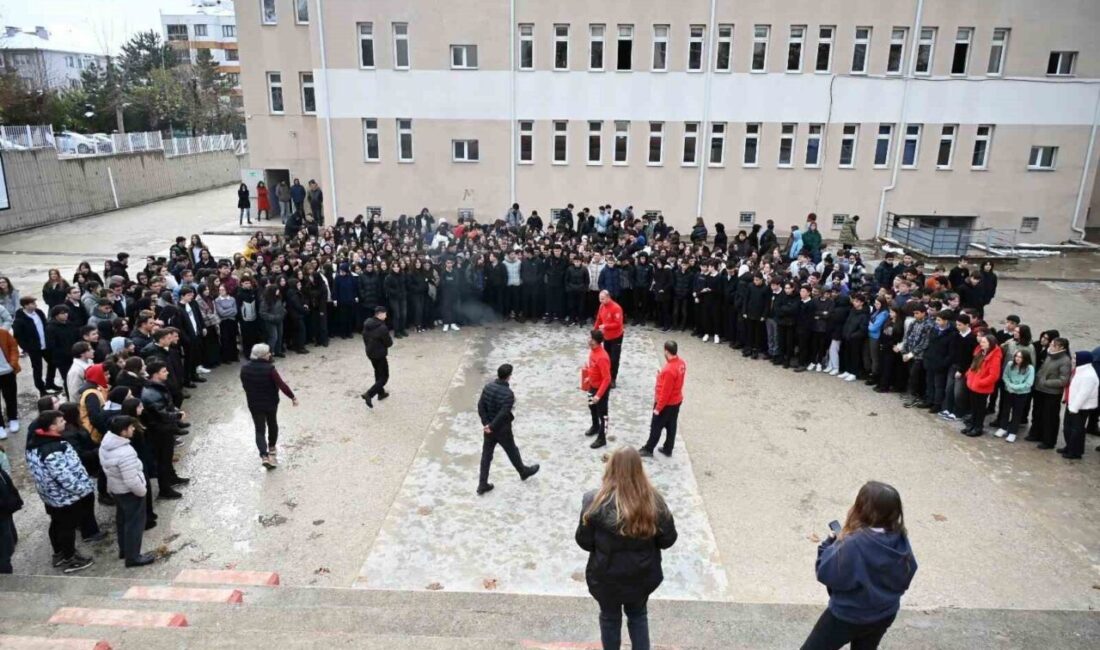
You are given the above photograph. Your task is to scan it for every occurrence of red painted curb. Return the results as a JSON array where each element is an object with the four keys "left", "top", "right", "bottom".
[
  {"left": 47, "top": 607, "right": 188, "bottom": 629},
  {"left": 174, "top": 569, "right": 280, "bottom": 586},
  {"left": 123, "top": 586, "right": 244, "bottom": 604},
  {"left": 0, "top": 636, "right": 112, "bottom": 649}
]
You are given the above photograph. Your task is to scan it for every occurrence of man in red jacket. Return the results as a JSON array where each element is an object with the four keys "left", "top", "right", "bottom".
[
  {"left": 594, "top": 290, "right": 625, "bottom": 385},
  {"left": 583, "top": 330, "right": 613, "bottom": 449},
  {"left": 641, "top": 341, "right": 687, "bottom": 457}
]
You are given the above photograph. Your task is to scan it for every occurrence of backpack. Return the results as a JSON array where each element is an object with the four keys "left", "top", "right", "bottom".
[{"left": 79, "top": 388, "right": 104, "bottom": 443}]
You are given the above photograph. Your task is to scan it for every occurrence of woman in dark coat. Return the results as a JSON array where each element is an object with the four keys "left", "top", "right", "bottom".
[
  {"left": 575, "top": 447, "right": 677, "bottom": 650},
  {"left": 237, "top": 183, "right": 251, "bottom": 225},
  {"left": 977, "top": 260, "right": 998, "bottom": 308}
]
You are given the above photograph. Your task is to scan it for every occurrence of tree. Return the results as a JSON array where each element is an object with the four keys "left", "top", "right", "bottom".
[
  {"left": 128, "top": 67, "right": 188, "bottom": 131},
  {"left": 119, "top": 30, "right": 176, "bottom": 89}
]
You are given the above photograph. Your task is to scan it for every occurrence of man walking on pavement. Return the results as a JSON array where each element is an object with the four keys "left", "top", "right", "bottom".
[
  {"left": 361, "top": 306, "right": 393, "bottom": 408},
  {"left": 239, "top": 344, "right": 298, "bottom": 470},
  {"left": 594, "top": 289, "right": 625, "bottom": 386},
  {"left": 640, "top": 340, "right": 687, "bottom": 458},
  {"left": 476, "top": 363, "right": 539, "bottom": 495},
  {"left": 583, "top": 330, "right": 613, "bottom": 449}
]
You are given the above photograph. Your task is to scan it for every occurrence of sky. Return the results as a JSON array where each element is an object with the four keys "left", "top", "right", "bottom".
[{"left": 0, "top": 0, "right": 190, "bottom": 55}]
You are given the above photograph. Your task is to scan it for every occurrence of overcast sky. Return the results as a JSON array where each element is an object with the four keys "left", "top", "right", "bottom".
[{"left": 0, "top": 0, "right": 185, "bottom": 54}]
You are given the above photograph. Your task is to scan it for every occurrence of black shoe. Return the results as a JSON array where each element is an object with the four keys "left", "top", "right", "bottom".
[
  {"left": 52, "top": 552, "right": 67, "bottom": 568},
  {"left": 274, "top": 352, "right": 286, "bottom": 358},
  {"left": 193, "top": 376, "right": 207, "bottom": 383},
  {"left": 1036, "top": 443, "right": 1054, "bottom": 450},
  {"left": 1023, "top": 435, "right": 1041, "bottom": 442},
  {"left": 476, "top": 483, "right": 495, "bottom": 495},
  {"left": 521, "top": 464, "right": 540, "bottom": 481},
  {"left": 903, "top": 400, "right": 918, "bottom": 408},
  {"left": 362, "top": 393, "right": 374, "bottom": 409},
  {"left": 62, "top": 554, "right": 94, "bottom": 574},
  {"left": 97, "top": 493, "right": 116, "bottom": 507},
  {"left": 170, "top": 477, "right": 191, "bottom": 486},
  {"left": 638, "top": 447, "right": 654, "bottom": 458},
  {"left": 177, "top": 421, "right": 191, "bottom": 429},
  {"left": 378, "top": 391, "right": 390, "bottom": 401},
  {"left": 793, "top": 367, "right": 807, "bottom": 373},
  {"left": 145, "top": 519, "right": 158, "bottom": 531},
  {"left": 963, "top": 429, "right": 984, "bottom": 438},
  {"left": 158, "top": 489, "right": 183, "bottom": 500},
  {"left": 1062, "top": 454, "right": 1082, "bottom": 460},
  {"left": 295, "top": 348, "right": 310, "bottom": 354},
  {"left": 873, "top": 387, "right": 889, "bottom": 393},
  {"left": 183, "top": 382, "right": 197, "bottom": 389},
  {"left": 927, "top": 405, "right": 941, "bottom": 414},
  {"left": 82, "top": 530, "right": 107, "bottom": 543},
  {"left": 590, "top": 436, "right": 606, "bottom": 449},
  {"left": 658, "top": 446, "right": 673, "bottom": 457},
  {"left": 584, "top": 425, "right": 598, "bottom": 437},
  {"left": 125, "top": 553, "right": 156, "bottom": 568}
]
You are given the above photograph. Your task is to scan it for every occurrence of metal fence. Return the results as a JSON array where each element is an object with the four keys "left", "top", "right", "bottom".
[
  {"left": 163, "top": 134, "right": 236, "bottom": 157},
  {"left": 0, "top": 124, "right": 56, "bottom": 149},
  {"left": 0, "top": 125, "right": 239, "bottom": 158},
  {"left": 884, "top": 215, "right": 973, "bottom": 256},
  {"left": 110, "top": 131, "right": 164, "bottom": 154}
]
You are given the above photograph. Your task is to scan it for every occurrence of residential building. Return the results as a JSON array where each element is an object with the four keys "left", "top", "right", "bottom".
[
  {"left": 161, "top": 0, "right": 242, "bottom": 105},
  {"left": 0, "top": 26, "right": 107, "bottom": 91},
  {"left": 237, "top": 0, "right": 1100, "bottom": 243}
]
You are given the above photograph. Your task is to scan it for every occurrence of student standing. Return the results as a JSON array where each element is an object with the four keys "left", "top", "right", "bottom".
[
  {"left": 595, "top": 290, "right": 625, "bottom": 385},
  {"left": 583, "top": 330, "right": 613, "bottom": 449},
  {"left": 0, "top": 327, "right": 20, "bottom": 437},
  {"left": 640, "top": 341, "right": 686, "bottom": 458},
  {"left": 239, "top": 344, "right": 298, "bottom": 469},
  {"left": 98, "top": 416, "right": 155, "bottom": 567},
  {"left": 361, "top": 306, "right": 393, "bottom": 408},
  {"left": 1029, "top": 337, "right": 1071, "bottom": 450},
  {"left": 476, "top": 364, "right": 539, "bottom": 495},
  {"left": 237, "top": 183, "right": 251, "bottom": 225},
  {"left": 995, "top": 351, "right": 1035, "bottom": 443},
  {"left": 0, "top": 460, "right": 21, "bottom": 574},
  {"left": 962, "top": 334, "right": 1003, "bottom": 437},
  {"left": 1060, "top": 351, "right": 1099, "bottom": 460},
  {"left": 14, "top": 297, "right": 56, "bottom": 396}
]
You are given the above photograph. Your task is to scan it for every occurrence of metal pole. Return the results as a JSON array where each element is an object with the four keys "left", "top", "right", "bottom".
[
  {"left": 316, "top": 0, "right": 339, "bottom": 216},
  {"left": 107, "top": 166, "right": 120, "bottom": 209}
]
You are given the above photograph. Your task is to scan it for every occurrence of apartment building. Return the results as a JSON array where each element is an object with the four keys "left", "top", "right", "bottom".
[
  {"left": 0, "top": 26, "right": 107, "bottom": 91},
  {"left": 161, "top": 0, "right": 242, "bottom": 104},
  {"left": 238, "top": 0, "right": 1100, "bottom": 243}
]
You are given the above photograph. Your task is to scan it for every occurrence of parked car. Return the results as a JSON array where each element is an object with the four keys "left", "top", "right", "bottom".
[
  {"left": 0, "top": 137, "right": 27, "bottom": 151},
  {"left": 90, "top": 133, "right": 114, "bottom": 154},
  {"left": 56, "top": 131, "right": 97, "bottom": 155}
]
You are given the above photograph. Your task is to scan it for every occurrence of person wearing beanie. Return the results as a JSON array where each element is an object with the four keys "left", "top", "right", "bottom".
[{"left": 98, "top": 415, "right": 155, "bottom": 567}]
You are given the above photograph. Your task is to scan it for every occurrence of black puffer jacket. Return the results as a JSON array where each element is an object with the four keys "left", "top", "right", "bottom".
[
  {"left": 575, "top": 489, "right": 678, "bottom": 602},
  {"left": 357, "top": 272, "right": 383, "bottom": 311},
  {"left": 565, "top": 265, "right": 589, "bottom": 293},
  {"left": 362, "top": 317, "right": 393, "bottom": 360},
  {"left": 477, "top": 379, "right": 514, "bottom": 434},
  {"left": 772, "top": 291, "right": 800, "bottom": 326}
]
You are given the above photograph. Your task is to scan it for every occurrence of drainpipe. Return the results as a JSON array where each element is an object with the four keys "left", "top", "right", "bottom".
[
  {"left": 315, "top": 0, "right": 339, "bottom": 216},
  {"left": 509, "top": 0, "right": 516, "bottom": 205},
  {"left": 1070, "top": 85, "right": 1100, "bottom": 241},
  {"left": 876, "top": 0, "right": 924, "bottom": 239},
  {"left": 695, "top": 0, "right": 718, "bottom": 219}
]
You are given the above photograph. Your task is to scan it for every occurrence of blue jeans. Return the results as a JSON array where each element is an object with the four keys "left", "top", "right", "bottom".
[
  {"left": 265, "top": 321, "right": 284, "bottom": 354},
  {"left": 598, "top": 598, "right": 649, "bottom": 650}
]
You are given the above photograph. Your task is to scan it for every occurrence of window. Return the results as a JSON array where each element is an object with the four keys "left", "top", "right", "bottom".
[
  {"left": 589, "top": 24, "right": 605, "bottom": 70},
  {"left": 617, "top": 25, "right": 633, "bottom": 71},
  {"left": 971, "top": 125, "right": 993, "bottom": 169},
  {"left": 839, "top": 124, "right": 858, "bottom": 167},
  {"left": 614, "top": 121, "right": 630, "bottom": 164},
  {"left": 778, "top": 123, "right": 796, "bottom": 167},
  {"left": 709, "top": 123, "right": 726, "bottom": 166},
  {"left": 874, "top": 124, "right": 893, "bottom": 167},
  {"left": 1020, "top": 217, "right": 1039, "bottom": 233},
  {"left": 1028, "top": 146, "right": 1057, "bottom": 170},
  {"left": 300, "top": 72, "right": 315, "bottom": 114},
  {"left": 652, "top": 25, "right": 669, "bottom": 71},
  {"left": 816, "top": 26, "right": 834, "bottom": 72},
  {"left": 716, "top": 24, "right": 733, "bottom": 71},
  {"left": 553, "top": 121, "right": 568, "bottom": 164},
  {"left": 451, "top": 44, "right": 478, "bottom": 69},
  {"left": 739, "top": 212, "right": 755, "bottom": 226},
  {"left": 787, "top": 26, "right": 805, "bottom": 72},
  {"left": 936, "top": 125, "right": 956, "bottom": 168},
  {"left": 166, "top": 24, "right": 188, "bottom": 41},
  {"left": 1047, "top": 51, "right": 1076, "bottom": 76},
  {"left": 358, "top": 23, "right": 375, "bottom": 68},
  {"left": 225, "top": 72, "right": 240, "bottom": 86},
  {"left": 69, "top": 78, "right": 80, "bottom": 89},
  {"left": 66, "top": 55, "right": 75, "bottom": 68},
  {"left": 805, "top": 124, "right": 822, "bottom": 167},
  {"left": 887, "top": 27, "right": 906, "bottom": 74},
  {"left": 587, "top": 121, "right": 602, "bottom": 164},
  {"left": 222, "top": 25, "right": 236, "bottom": 38},
  {"left": 554, "top": 24, "right": 569, "bottom": 70},
  {"left": 915, "top": 28, "right": 935, "bottom": 75},
  {"left": 260, "top": 0, "right": 277, "bottom": 25},
  {"left": 393, "top": 23, "right": 410, "bottom": 69},
  {"left": 266, "top": 72, "right": 284, "bottom": 113},
  {"left": 831, "top": 214, "right": 848, "bottom": 231},
  {"left": 752, "top": 25, "right": 769, "bottom": 72},
  {"left": 688, "top": 25, "right": 705, "bottom": 71},
  {"left": 397, "top": 119, "right": 413, "bottom": 162},
  {"left": 295, "top": 0, "right": 309, "bottom": 24},
  {"left": 519, "top": 121, "right": 533, "bottom": 163},
  {"left": 648, "top": 122, "right": 664, "bottom": 164},
  {"left": 951, "top": 28, "right": 972, "bottom": 75},
  {"left": 743, "top": 123, "right": 760, "bottom": 166},
  {"left": 519, "top": 24, "right": 534, "bottom": 70},
  {"left": 452, "top": 140, "right": 479, "bottom": 162},
  {"left": 851, "top": 27, "right": 871, "bottom": 74},
  {"left": 225, "top": 49, "right": 239, "bottom": 62},
  {"left": 362, "top": 119, "right": 380, "bottom": 161},
  {"left": 682, "top": 122, "right": 699, "bottom": 165},
  {"left": 366, "top": 206, "right": 382, "bottom": 218},
  {"left": 987, "top": 28, "right": 1009, "bottom": 76},
  {"left": 194, "top": 24, "right": 208, "bottom": 37},
  {"left": 902, "top": 124, "right": 922, "bottom": 167}
]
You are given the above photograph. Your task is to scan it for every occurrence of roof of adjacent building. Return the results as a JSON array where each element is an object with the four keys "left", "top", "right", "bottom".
[
  {"left": 161, "top": 0, "right": 236, "bottom": 19},
  {"left": 0, "top": 27, "right": 107, "bottom": 56}
]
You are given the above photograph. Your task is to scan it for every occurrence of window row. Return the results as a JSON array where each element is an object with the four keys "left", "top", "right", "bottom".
[
  {"left": 266, "top": 71, "right": 316, "bottom": 114},
  {"left": 259, "top": 0, "right": 309, "bottom": 26},
  {"left": 165, "top": 23, "right": 237, "bottom": 40}
]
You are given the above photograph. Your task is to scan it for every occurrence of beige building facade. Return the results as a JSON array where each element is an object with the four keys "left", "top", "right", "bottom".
[{"left": 237, "top": 0, "right": 1100, "bottom": 243}]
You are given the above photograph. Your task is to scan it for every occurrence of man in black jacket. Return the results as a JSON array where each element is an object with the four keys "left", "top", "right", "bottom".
[
  {"left": 544, "top": 245, "right": 567, "bottom": 323},
  {"left": 476, "top": 364, "right": 539, "bottom": 495},
  {"left": 940, "top": 313, "right": 976, "bottom": 421},
  {"left": 361, "top": 306, "right": 393, "bottom": 408},
  {"left": 141, "top": 361, "right": 189, "bottom": 497},
  {"left": 13, "top": 297, "right": 58, "bottom": 395},
  {"left": 920, "top": 310, "right": 958, "bottom": 414},
  {"left": 239, "top": 345, "right": 298, "bottom": 469}
]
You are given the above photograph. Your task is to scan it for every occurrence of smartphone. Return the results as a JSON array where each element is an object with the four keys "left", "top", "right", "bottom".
[{"left": 828, "top": 520, "right": 842, "bottom": 534}]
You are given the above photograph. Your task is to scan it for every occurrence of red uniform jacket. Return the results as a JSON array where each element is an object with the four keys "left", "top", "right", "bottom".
[
  {"left": 584, "top": 346, "right": 613, "bottom": 399},
  {"left": 595, "top": 300, "right": 625, "bottom": 341},
  {"left": 654, "top": 356, "right": 686, "bottom": 411},
  {"left": 965, "top": 345, "right": 1003, "bottom": 395}
]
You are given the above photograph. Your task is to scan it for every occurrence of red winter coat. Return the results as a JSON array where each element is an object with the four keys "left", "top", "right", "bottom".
[
  {"left": 654, "top": 356, "right": 686, "bottom": 411},
  {"left": 257, "top": 186, "right": 271, "bottom": 211},
  {"left": 595, "top": 299, "right": 624, "bottom": 341},
  {"left": 965, "top": 345, "right": 1003, "bottom": 395}
]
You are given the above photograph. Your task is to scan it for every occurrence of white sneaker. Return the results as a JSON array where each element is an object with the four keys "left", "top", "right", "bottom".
[
  {"left": 451, "top": 324, "right": 460, "bottom": 331},
  {"left": 702, "top": 335, "right": 710, "bottom": 342},
  {"left": 994, "top": 429, "right": 1007, "bottom": 438},
  {"left": 807, "top": 363, "right": 815, "bottom": 371},
  {"left": 828, "top": 368, "right": 840, "bottom": 376},
  {"left": 0, "top": 429, "right": 7, "bottom": 441},
  {"left": 713, "top": 337, "right": 720, "bottom": 344},
  {"left": 844, "top": 374, "right": 858, "bottom": 382},
  {"left": 197, "top": 366, "right": 212, "bottom": 374},
  {"left": 816, "top": 364, "right": 825, "bottom": 372},
  {"left": 1005, "top": 433, "right": 1017, "bottom": 443},
  {"left": 443, "top": 324, "right": 450, "bottom": 332},
  {"left": 7, "top": 419, "right": 17, "bottom": 432}
]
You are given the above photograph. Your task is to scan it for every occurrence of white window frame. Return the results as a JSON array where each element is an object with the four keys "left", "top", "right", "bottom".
[
  {"left": 225, "top": 49, "right": 239, "bottom": 62},
  {"left": 936, "top": 124, "right": 957, "bottom": 169},
  {"left": 518, "top": 24, "right": 534, "bottom": 71},
  {"left": 393, "top": 23, "right": 410, "bottom": 70},
  {"left": 266, "top": 71, "right": 284, "bottom": 114},
  {"left": 951, "top": 28, "right": 972, "bottom": 76},
  {"left": 787, "top": 25, "right": 805, "bottom": 73},
  {"left": 1047, "top": 51, "right": 1076, "bottom": 76},
  {"left": 874, "top": 124, "right": 893, "bottom": 168},
  {"left": 617, "top": 24, "right": 634, "bottom": 71},
  {"left": 887, "top": 27, "right": 906, "bottom": 75},
  {"left": 294, "top": 0, "right": 309, "bottom": 25},
  {"left": 648, "top": 122, "right": 664, "bottom": 165},
  {"left": 589, "top": 24, "right": 605, "bottom": 71},
  {"left": 518, "top": 121, "right": 534, "bottom": 164},
  {"left": 222, "top": 25, "right": 236, "bottom": 38},
  {"left": 300, "top": 72, "right": 315, "bottom": 114},
  {"left": 831, "top": 214, "right": 848, "bottom": 231},
  {"left": 805, "top": 124, "right": 823, "bottom": 167},
  {"left": 1020, "top": 217, "right": 1039, "bottom": 233},
  {"left": 554, "top": 24, "right": 570, "bottom": 71},
  {"left": 613, "top": 121, "right": 630, "bottom": 165},
  {"left": 715, "top": 24, "right": 733, "bottom": 72},
  {"left": 362, "top": 119, "right": 380, "bottom": 162},
  {"left": 815, "top": 26, "right": 834, "bottom": 73},
  {"left": 1028, "top": 146, "right": 1057, "bottom": 171},
  {"left": 688, "top": 25, "right": 705, "bottom": 72},
  {"left": 450, "top": 44, "right": 478, "bottom": 70},
  {"left": 851, "top": 26, "right": 871, "bottom": 74},
  {"left": 915, "top": 27, "right": 936, "bottom": 75},
  {"left": 751, "top": 25, "right": 770, "bottom": 73},
  {"left": 709, "top": 123, "right": 726, "bottom": 167},
  {"left": 652, "top": 25, "right": 669, "bottom": 72},
  {"left": 194, "top": 24, "right": 208, "bottom": 37},
  {"left": 987, "top": 28, "right": 1008, "bottom": 76},
  {"left": 553, "top": 121, "right": 568, "bottom": 165},
  {"left": 839, "top": 124, "right": 858, "bottom": 168},
  {"left": 971, "top": 125, "right": 993, "bottom": 170},
  {"left": 452, "top": 139, "right": 479, "bottom": 163},
  {"left": 587, "top": 121, "right": 603, "bottom": 165},
  {"left": 743, "top": 123, "right": 760, "bottom": 167},
  {"left": 358, "top": 23, "right": 375, "bottom": 69},
  {"left": 260, "top": 0, "right": 277, "bottom": 25},
  {"left": 778, "top": 123, "right": 796, "bottom": 168},
  {"left": 682, "top": 122, "right": 699, "bottom": 166},
  {"left": 902, "top": 124, "right": 922, "bottom": 168},
  {"left": 739, "top": 211, "right": 755, "bottom": 226},
  {"left": 397, "top": 118, "right": 414, "bottom": 162}
]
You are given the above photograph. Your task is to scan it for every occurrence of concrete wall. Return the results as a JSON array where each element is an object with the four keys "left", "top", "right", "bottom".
[{"left": 0, "top": 148, "right": 243, "bottom": 234}]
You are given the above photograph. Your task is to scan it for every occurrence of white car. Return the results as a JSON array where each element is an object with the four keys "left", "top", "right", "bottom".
[
  {"left": 0, "top": 137, "right": 27, "bottom": 150},
  {"left": 90, "top": 133, "right": 115, "bottom": 154},
  {"left": 56, "top": 131, "right": 97, "bottom": 155}
]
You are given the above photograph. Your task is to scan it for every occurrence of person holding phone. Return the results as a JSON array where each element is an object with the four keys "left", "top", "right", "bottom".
[{"left": 801, "top": 481, "right": 918, "bottom": 650}]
